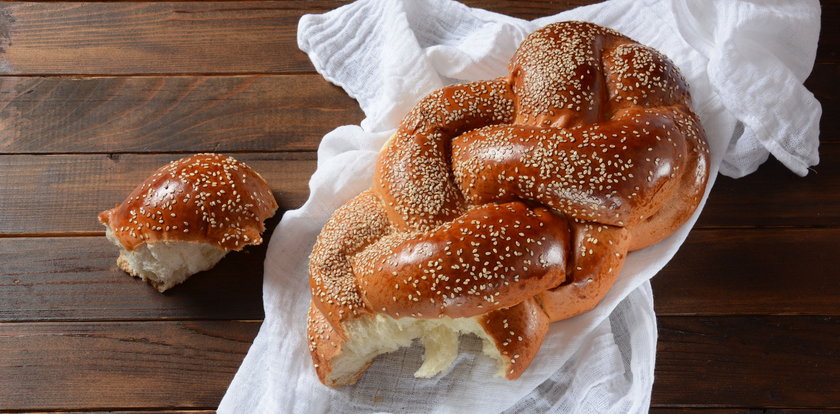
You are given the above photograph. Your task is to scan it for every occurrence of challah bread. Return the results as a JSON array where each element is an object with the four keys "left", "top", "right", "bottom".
[
  {"left": 308, "top": 21, "right": 710, "bottom": 386},
  {"left": 99, "top": 153, "right": 278, "bottom": 292}
]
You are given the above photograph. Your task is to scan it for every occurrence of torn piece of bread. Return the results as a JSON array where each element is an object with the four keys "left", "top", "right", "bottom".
[
  {"left": 105, "top": 226, "right": 228, "bottom": 292},
  {"left": 99, "top": 153, "right": 278, "bottom": 292},
  {"left": 308, "top": 298, "right": 548, "bottom": 387}
]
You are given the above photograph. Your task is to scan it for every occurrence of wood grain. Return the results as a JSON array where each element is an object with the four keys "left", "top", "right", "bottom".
[
  {"left": 651, "top": 410, "right": 840, "bottom": 414},
  {"left": 2, "top": 317, "right": 837, "bottom": 411},
  {"left": 0, "top": 2, "right": 340, "bottom": 75},
  {"left": 0, "top": 236, "right": 269, "bottom": 322},
  {"left": 23, "top": 412, "right": 216, "bottom": 414},
  {"left": 696, "top": 144, "right": 840, "bottom": 228},
  {"left": 0, "top": 1, "right": 832, "bottom": 75},
  {"left": 817, "top": 0, "right": 840, "bottom": 62},
  {"left": 654, "top": 228, "right": 840, "bottom": 316},
  {"left": 806, "top": 61, "right": 840, "bottom": 141},
  {"left": 0, "top": 75, "right": 363, "bottom": 153},
  {"left": 0, "top": 321, "right": 260, "bottom": 411},
  {"left": 2, "top": 228, "right": 837, "bottom": 322},
  {"left": 24, "top": 412, "right": 216, "bottom": 414},
  {"left": 653, "top": 316, "right": 840, "bottom": 408},
  {"left": 1, "top": 143, "right": 837, "bottom": 235},
  {"left": 44, "top": 412, "right": 837, "bottom": 414},
  {"left": 0, "top": 0, "right": 835, "bottom": 412},
  {"left": 0, "top": 152, "right": 314, "bottom": 234},
  {"left": 460, "top": 0, "right": 603, "bottom": 20},
  {"left": 0, "top": 62, "right": 833, "bottom": 155}
]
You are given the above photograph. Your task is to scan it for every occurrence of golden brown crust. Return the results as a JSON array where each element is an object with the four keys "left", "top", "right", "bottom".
[
  {"left": 374, "top": 79, "right": 515, "bottom": 232},
  {"left": 309, "top": 190, "right": 391, "bottom": 332},
  {"left": 355, "top": 202, "right": 571, "bottom": 320},
  {"left": 99, "top": 153, "right": 278, "bottom": 251},
  {"left": 625, "top": 109, "right": 709, "bottom": 250},
  {"left": 307, "top": 21, "right": 711, "bottom": 386},
  {"left": 451, "top": 108, "right": 689, "bottom": 231},
  {"left": 510, "top": 22, "right": 624, "bottom": 128},
  {"left": 537, "top": 222, "right": 630, "bottom": 322},
  {"left": 307, "top": 303, "right": 360, "bottom": 387},
  {"left": 477, "top": 298, "right": 550, "bottom": 379}
]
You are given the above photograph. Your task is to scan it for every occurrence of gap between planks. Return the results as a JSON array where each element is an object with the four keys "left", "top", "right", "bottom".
[
  {"left": 0, "top": 318, "right": 264, "bottom": 324},
  {"left": 0, "top": 150, "right": 320, "bottom": 156},
  {"left": 0, "top": 231, "right": 104, "bottom": 238},
  {"left": 0, "top": 410, "right": 216, "bottom": 414},
  {"left": 0, "top": 141, "right": 836, "bottom": 157},
  {"left": 649, "top": 407, "right": 840, "bottom": 412},
  {"left": 1, "top": 225, "right": 838, "bottom": 239},
  {"left": 1, "top": 407, "right": 838, "bottom": 413},
  {"left": 0, "top": 139, "right": 837, "bottom": 156},
  {"left": 0, "top": 72, "right": 319, "bottom": 78},
  {"left": 6, "top": 313, "right": 839, "bottom": 324},
  {"left": 0, "top": 56, "right": 831, "bottom": 77}
]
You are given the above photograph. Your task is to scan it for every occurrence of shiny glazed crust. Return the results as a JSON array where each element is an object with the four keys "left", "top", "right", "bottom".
[
  {"left": 99, "top": 153, "right": 278, "bottom": 251},
  {"left": 308, "top": 21, "right": 710, "bottom": 385}
]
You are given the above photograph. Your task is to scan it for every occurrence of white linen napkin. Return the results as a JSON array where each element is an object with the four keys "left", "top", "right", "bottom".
[{"left": 219, "top": 0, "right": 821, "bottom": 412}]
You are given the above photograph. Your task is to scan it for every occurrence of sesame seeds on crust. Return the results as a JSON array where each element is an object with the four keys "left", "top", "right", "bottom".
[
  {"left": 307, "top": 21, "right": 711, "bottom": 385},
  {"left": 99, "top": 153, "right": 278, "bottom": 252},
  {"left": 309, "top": 190, "right": 392, "bottom": 330},
  {"left": 354, "top": 202, "right": 571, "bottom": 320},
  {"left": 451, "top": 108, "right": 691, "bottom": 228},
  {"left": 477, "top": 297, "right": 550, "bottom": 379},
  {"left": 374, "top": 79, "right": 516, "bottom": 232}
]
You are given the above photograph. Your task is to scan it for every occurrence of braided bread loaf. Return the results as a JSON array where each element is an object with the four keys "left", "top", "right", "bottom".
[{"left": 307, "top": 21, "right": 709, "bottom": 386}]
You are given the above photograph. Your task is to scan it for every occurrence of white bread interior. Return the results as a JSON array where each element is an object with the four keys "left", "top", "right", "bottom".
[
  {"left": 105, "top": 226, "right": 228, "bottom": 292},
  {"left": 328, "top": 314, "right": 506, "bottom": 385}
]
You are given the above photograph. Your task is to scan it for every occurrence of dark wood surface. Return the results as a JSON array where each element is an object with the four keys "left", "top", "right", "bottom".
[
  {"left": 0, "top": 75, "right": 362, "bottom": 153},
  {"left": 0, "top": 0, "right": 837, "bottom": 412}
]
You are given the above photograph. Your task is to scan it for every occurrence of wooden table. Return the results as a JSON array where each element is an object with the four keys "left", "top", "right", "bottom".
[{"left": 0, "top": 1, "right": 837, "bottom": 412}]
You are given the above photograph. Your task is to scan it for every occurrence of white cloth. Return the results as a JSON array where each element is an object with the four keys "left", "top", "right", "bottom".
[{"left": 219, "top": 0, "right": 821, "bottom": 412}]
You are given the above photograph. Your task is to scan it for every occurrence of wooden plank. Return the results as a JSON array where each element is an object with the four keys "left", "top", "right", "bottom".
[
  {"left": 653, "top": 228, "right": 840, "bottom": 316},
  {"left": 0, "top": 141, "right": 837, "bottom": 234},
  {"left": 0, "top": 1, "right": 832, "bottom": 75},
  {"left": 0, "top": 24, "right": 829, "bottom": 157},
  {"left": 34, "top": 411, "right": 836, "bottom": 414},
  {"left": 24, "top": 412, "right": 215, "bottom": 414},
  {"left": 1, "top": 317, "right": 837, "bottom": 411},
  {"left": 696, "top": 144, "right": 840, "bottom": 228},
  {"left": 462, "top": 0, "right": 601, "bottom": 20},
  {"left": 0, "top": 146, "right": 836, "bottom": 234},
  {"left": 0, "top": 63, "right": 833, "bottom": 155},
  {"left": 0, "top": 34, "right": 830, "bottom": 154},
  {"left": 0, "top": 152, "right": 314, "bottom": 234},
  {"left": 23, "top": 412, "right": 215, "bottom": 414},
  {"left": 2, "top": 227, "right": 837, "bottom": 322},
  {"left": 0, "top": 2, "right": 344, "bottom": 75},
  {"left": 805, "top": 61, "right": 839, "bottom": 141},
  {"left": 817, "top": 0, "right": 840, "bottom": 62},
  {"left": 4, "top": 145, "right": 836, "bottom": 234},
  {"left": 0, "top": 75, "right": 363, "bottom": 153},
  {"left": 0, "top": 321, "right": 260, "bottom": 411},
  {"left": 0, "top": 65, "right": 832, "bottom": 154},
  {"left": 651, "top": 410, "right": 840, "bottom": 414},
  {"left": 653, "top": 316, "right": 840, "bottom": 408},
  {"left": 0, "top": 236, "right": 268, "bottom": 322},
  {"left": 0, "top": 1, "right": 583, "bottom": 75}
]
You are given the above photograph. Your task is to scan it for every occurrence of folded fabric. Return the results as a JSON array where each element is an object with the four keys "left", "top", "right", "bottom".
[{"left": 219, "top": 0, "right": 821, "bottom": 412}]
